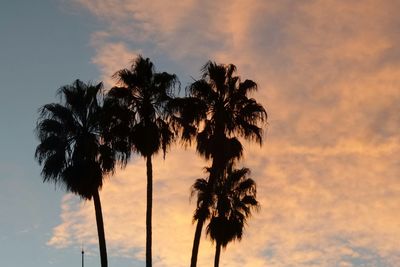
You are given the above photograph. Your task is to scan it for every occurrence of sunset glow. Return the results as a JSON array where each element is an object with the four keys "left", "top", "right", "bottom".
[{"left": 1, "top": 1, "right": 399, "bottom": 266}]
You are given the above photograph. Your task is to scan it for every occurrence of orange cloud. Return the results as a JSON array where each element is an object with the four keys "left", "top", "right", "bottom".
[
  {"left": 90, "top": 39, "right": 139, "bottom": 87},
  {"left": 51, "top": 0, "right": 400, "bottom": 266}
]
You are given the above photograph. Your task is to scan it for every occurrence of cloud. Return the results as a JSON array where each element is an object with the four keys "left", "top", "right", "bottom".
[
  {"left": 49, "top": 141, "right": 400, "bottom": 266},
  {"left": 51, "top": 0, "right": 400, "bottom": 266},
  {"left": 90, "top": 37, "right": 139, "bottom": 87}
]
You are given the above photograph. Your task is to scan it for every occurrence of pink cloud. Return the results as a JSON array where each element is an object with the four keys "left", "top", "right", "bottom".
[{"left": 90, "top": 40, "right": 139, "bottom": 87}]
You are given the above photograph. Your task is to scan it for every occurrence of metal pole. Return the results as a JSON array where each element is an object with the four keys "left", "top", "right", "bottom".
[{"left": 81, "top": 246, "right": 84, "bottom": 267}]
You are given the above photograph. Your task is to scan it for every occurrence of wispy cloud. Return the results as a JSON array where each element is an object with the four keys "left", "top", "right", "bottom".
[
  {"left": 90, "top": 35, "right": 139, "bottom": 87},
  {"left": 51, "top": 0, "right": 400, "bottom": 266}
]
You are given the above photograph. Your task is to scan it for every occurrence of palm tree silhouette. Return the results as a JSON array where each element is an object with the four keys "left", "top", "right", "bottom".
[
  {"left": 107, "top": 56, "right": 178, "bottom": 267},
  {"left": 35, "top": 80, "right": 127, "bottom": 267},
  {"left": 206, "top": 164, "right": 259, "bottom": 267},
  {"left": 170, "top": 61, "right": 266, "bottom": 267}
]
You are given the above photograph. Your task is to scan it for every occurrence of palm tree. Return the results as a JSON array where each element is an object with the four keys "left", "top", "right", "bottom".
[
  {"left": 107, "top": 56, "right": 178, "bottom": 267},
  {"left": 170, "top": 61, "right": 267, "bottom": 267},
  {"left": 35, "top": 80, "right": 127, "bottom": 267},
  {"left": 206, "top": 164, "right": 259, "bottom": 267}
]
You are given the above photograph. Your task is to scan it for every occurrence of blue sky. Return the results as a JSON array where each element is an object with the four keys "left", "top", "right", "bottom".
[
  {"left": 1, "top": 1, "right": 400, "bottom": 267},
  {"left": 0, "top": 1, "right": 100, "bottom": 266}
]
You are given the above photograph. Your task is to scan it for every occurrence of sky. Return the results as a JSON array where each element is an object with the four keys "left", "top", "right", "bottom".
[{"left": 0, "top": 0, "right": 399, "bottom": 266}]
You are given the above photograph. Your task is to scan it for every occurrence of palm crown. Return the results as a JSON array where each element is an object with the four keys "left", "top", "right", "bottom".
[
  {"left": 172, "top": 61, "right": 267, "bottom": 169},
  {"left": 108, "top": 56, "right": 178, "bottom": 157},
  {"left": 35, "top": 80, "right": 122, "bottom": 199},
  {"left": 206, "top": 164, "right": 259, "bottom": 247}
]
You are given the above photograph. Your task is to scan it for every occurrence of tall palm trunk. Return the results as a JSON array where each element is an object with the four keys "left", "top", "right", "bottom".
[
  {"left": 190, "top": 218, "right": 204, "bottom": 267},
  {"left": 93, "top": 190, "right": 108, "bottom": 267},
  {"left": 214, "top": 241, "right": 221, "bottom": 267},
  {"left": 190, "top": 159, "right": 222, "bottom": 267},
  {"left": 146, "top": 155, "right": 153, "bottom": 267}
]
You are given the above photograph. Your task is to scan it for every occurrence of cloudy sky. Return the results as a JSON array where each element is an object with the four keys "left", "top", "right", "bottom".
[{"left": 0, "top": 0, "right": 399, "bottom": 266}]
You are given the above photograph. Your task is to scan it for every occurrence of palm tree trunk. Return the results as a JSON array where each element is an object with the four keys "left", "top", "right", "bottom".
[
  {"left": 190, "top": 159, "right": 221, "bottom": 267},
  {"left": 190, "top": 218, "right": 204, "bottom": 267},
  {"left": 93, "top": 190, "right": 108, "bottom": 267},
  {"left": 214, "top": 241, "right": 221, "bottom": 267},
  {"left": 146, "top": 155, "right": 153, "bottom": 267}
]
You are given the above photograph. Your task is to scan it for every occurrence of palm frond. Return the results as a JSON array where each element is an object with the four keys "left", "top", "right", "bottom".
[
  {"left": 238, "top": 79, "right": 258, "bottom": 95},
  {"left": 39, "top": 103, "right": 76, "bottom": 130}
]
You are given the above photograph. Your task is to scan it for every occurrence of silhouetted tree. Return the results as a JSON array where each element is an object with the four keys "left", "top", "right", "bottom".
[
  {"left": 169, "top": 61, "right": 267, "bottom": 267},
  {"left": 206, "top": 164, "right": 259, "bottom": 267},
  {"left": 35, "top": 80, "right": 127, "bottom": 267},
  {"left": 107, "top": 56, "right": 178, "bottom": 267}
]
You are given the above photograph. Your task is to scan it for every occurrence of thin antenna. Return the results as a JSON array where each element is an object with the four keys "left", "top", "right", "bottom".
[{"left": 81, "top": 243, "right": 84, "bottom": 267}]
